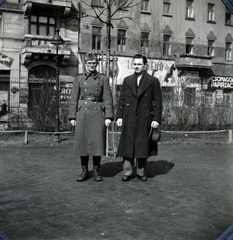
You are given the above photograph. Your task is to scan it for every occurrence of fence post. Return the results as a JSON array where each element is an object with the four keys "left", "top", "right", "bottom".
[
  {"left": 25, "top": 130, "right": 28, "bottom": 144},
  {"left": 229, "top": 129, "right": 232, "bottom": 144},
  {"left": 106, "top": 127, "right": 109, "bottom": 157}
]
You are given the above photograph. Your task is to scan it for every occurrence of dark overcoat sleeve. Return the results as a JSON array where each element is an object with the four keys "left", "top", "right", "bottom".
[
  {"left": 68, "top": 76, "right": 80, "bottom": 120},
  {"left": 116, "top": 78, "right": 127, "bottom": 119},
  {"left": 152, "top": 77, "right": 162, "bottom": 124}
]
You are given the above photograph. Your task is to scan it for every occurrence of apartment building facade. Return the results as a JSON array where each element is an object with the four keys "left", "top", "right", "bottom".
[
  {"left": 0, "top": 0, "right": 79, "bottom": 129},
  {"left": 0, "top": 0, "right": 233, "bottom": 128}
]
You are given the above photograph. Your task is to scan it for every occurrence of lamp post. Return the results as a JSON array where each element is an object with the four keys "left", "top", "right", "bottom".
[{"left": 51, "top": 29, "right": 64, "bottom": 138}]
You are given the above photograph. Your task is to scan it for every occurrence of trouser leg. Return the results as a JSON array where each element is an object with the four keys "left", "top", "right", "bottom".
[
  {"left": 92, "top": 156, "right": 102, "bottom": 181},
  {"left": 136, "top": 158, "right": 147, "bottom": 177},
  {"left": 123, "top": 157, "right": 134, "bottom": 176}
]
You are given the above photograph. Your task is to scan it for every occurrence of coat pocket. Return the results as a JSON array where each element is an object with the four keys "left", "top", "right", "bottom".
[{"left": 100, "top": 103, "right": 105, "bottom": 113}]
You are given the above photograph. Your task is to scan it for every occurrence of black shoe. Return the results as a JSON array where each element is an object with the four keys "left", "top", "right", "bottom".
[
  {"left": 137, "top": 175, "right": 147, "bottom": 181},
  {"left": 122, "top": 175, "right": 131, "bottom": 181},
  {"left": 77, "top": 166, "right": 89, "bottom": 182},
  {"left": 93, "top": 166, "right": 102, "bottom": 181}
]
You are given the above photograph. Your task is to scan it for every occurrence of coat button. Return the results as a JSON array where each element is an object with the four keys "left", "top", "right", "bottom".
[
  {"left": 85, "top": 102, "right": 87, "bottom": 104},
  {"left": 94, "top": 107, "right": 97, "bottom": 110},
  {"left": 96, "top": 88, "right": 99, "bottom": 91},
  {"left": 127, "top": 103, "right": 129, "bottom": 107},
  {"left": 145, "top": 94, "right": 148, "bottom": 97},
  {"left": 145, "top": 104, "right": 147, "bottom": 107}
]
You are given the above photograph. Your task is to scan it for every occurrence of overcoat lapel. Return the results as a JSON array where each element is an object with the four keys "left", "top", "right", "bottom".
[
  {"left": 126, "top": 73, "right": 137, "bottom": 96},
  {"left": 137, "top": 72, "right": 152, "bottom": 97}
]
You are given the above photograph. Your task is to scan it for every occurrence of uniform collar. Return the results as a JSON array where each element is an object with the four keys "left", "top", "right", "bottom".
[{"left": 84, "top": 71, "right": 100, "bottom": 80}]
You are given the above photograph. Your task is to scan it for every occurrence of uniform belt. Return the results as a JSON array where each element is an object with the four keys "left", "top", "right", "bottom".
[{"left": 81, "top": 96, "right": 103, "bottom": 102}]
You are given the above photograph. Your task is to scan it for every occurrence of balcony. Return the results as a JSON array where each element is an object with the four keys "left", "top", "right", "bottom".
[
  {"left": 23, "top": 0, "right": 71, "bottom": 16},
  {"left": 22, "top": 34, "right": 71, "bottom": 64},
  {"left": 175, "top": 54, "right": 213, "bottom": 69}
]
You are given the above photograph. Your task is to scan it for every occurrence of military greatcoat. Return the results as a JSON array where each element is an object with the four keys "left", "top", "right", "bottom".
[
  {"left": 69, "top": 72, "right": 113, "bottom": 157},
  {"left": 116, "top": 71, "right": 162, "bottom": 159}
]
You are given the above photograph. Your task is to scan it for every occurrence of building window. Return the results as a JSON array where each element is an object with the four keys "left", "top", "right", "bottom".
[
  {"left": 163, "top": 2, "right": 171, "bottom": 15},
  {"left": 207, "top": 3, "right": 215, "bottom": 22},
  {"left": 141, "top": 32, "right": 149, "bottom": 55},
  {"left": 163, "top": 34, "right": 171, "bottom": 56},
  {"left": 117, "top": 29, "right": 126, "bottom": 52},
  {"left": 226, "top": 42, "right": 232, "bottom": 61},
  {"left": 30, "top": 15, "right": 55, "bottom": 36},
  {"left": 141, "top": 0, "right": 149, "bottom": 11},
  {"left": 184, "top": 87, "right": 196, "bottom": 106},
  {"left": 92, "top": 0, "right": 102, "bottom": 7},
  {"left": 186, "top": 37, "right": 193, "bottom": 54},
  {"left": 225, "top": 8, "right": 233, "bottom": 25},
  {"left": 186, "top": 0, "right": 194, "bottom": 18},
  {"left": 92, "top": 27, "right": 101, "bottom": 50},
  {"left": 207, "top": 40, "right": 214, "bottom": 56}
]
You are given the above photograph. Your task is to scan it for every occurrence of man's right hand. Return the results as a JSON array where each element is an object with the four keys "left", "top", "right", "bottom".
[
  {"left": 70, "top": 120, "right": 76, "bottom": 126},
  {"left": 116, "top": 118, "right": 123, "bottom": 127}
]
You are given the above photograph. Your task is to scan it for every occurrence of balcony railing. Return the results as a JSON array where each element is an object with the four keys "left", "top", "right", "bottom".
[
  {"left": 22, "top": 34, "right": 71, "bottom": 64},
  {"left": 175, "top": 54, "right": 213, "bottom": 68}
]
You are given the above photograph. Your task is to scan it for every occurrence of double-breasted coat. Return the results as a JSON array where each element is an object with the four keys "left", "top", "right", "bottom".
[
  {"left": 116, "top": 71, "right": 162, "bottom": 159},
  {"left": 69, "top": 72, "right": 113, "bottom": 157}
]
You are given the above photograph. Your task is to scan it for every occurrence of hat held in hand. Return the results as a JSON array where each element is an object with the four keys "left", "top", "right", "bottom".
[{"left": 149, "top": 127, "right": 161, "bottom": 143}]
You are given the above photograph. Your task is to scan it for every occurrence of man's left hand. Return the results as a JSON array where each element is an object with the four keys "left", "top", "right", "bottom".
[
  {"left": 151, "top": 121, "right": 159, "bottom": 128},
  {"left": 105, "top": 119, "right": 111, "bottom": 127}
]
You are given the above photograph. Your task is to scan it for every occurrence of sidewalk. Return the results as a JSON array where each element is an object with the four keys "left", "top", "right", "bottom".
[{"left": 1, "top": 140, "right": 233, "bottom": 240}]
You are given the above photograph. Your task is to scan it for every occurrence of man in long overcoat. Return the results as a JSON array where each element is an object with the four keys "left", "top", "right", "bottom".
[
  {"left": 116, "top": 54, "right": 162, "bottom": 181},
  {"left": 69, "top": 52, "right": 113, "bottom": 181}
]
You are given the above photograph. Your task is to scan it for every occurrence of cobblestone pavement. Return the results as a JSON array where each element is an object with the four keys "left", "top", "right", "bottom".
[{"left": 0, "top": 134, "right": 233, "bottom": 240}]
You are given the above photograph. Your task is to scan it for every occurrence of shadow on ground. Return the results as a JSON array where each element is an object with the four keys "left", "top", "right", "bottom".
[{"left": 97, "top": 160, "right": 175, "bottom": 178}]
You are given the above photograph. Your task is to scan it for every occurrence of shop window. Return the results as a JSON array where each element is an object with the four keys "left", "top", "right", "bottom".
[
  {"left": 163, "top": 34, "right": 171, "bottom": 56},
  {"left": 92, "top": 27, "right": 102, "bottom": 50},
  {"left": 225, "top": 42, "right": 232, "bottom": 61},
  {"left": 223, "top": 94, "right": 231, "bottom": 107},
  {"left": 207, "top": 3, "right": 215, "bottom": 22},
  {"left": 117, "top": 29, "right": 126, "bottom": 52},
  {"left": 162, "top": 87, "right": 174, "bottom": 102},
  {"left": 30, "top": 15, "right": 55, "bottom": 36},
  {"left": 0, "top": 70, "right": 10, "bottom": 108},
  {"left": 207, "top": 40, "right": 214, "bottom": 56},
  {"left": 184, "top": 87, "right": 196, "bottom": 106},
  {"left": 141, "top": 0, "right": 149, "bottom": 11},
  {"left": 163, "top": 2, "right": 171, "bottom": 15},
  {"left": 186, "top": 37, "right": 193, "bottom": 54},
  {"left": 204, "top": 92, "right": 213, "bottom": 107},
  {"left": 141, "top": 32, "right": 149, "bottom": 55},
  {"left": 186, "top": 0, "right": 194, "bottom": 19},
  {"left": 225, "top": 8, "right": 233, "bottom": 25},
  {"left": 92, "top": 0, "right": 102, "bottom": 7}
]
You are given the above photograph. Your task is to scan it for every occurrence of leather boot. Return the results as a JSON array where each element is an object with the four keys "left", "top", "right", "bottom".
[
  {"left": 77, "top": 166, "right": 89, "bottom": 182},
  {"left": 92, "top": 166, "right": 102, "bottom": 181}
]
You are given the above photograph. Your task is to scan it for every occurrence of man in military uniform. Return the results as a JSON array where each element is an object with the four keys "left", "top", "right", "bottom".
[{"left": 69, "top": 52, "right": 113, "bottom": 181}]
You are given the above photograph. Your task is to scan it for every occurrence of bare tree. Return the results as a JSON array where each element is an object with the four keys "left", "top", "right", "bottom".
[{"left": 82, "top": 0, "right": 139, "bottom": 51}]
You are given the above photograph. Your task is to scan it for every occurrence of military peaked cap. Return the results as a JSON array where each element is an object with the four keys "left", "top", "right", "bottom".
[{"left": 84, "top": 52, "right": 97, "bottom": 62}]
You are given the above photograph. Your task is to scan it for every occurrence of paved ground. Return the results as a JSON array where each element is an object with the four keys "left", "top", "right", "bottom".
[{"left": 0, "top": 132, "right": 233, "bottom": 240}]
